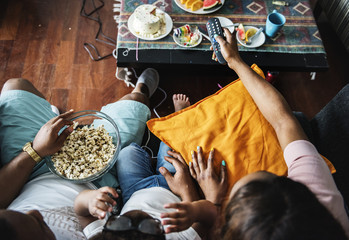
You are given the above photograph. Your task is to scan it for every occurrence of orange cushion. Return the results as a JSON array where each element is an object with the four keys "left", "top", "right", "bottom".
[{"left": 147, "top": 64, "right": 335, "bottom": 191}]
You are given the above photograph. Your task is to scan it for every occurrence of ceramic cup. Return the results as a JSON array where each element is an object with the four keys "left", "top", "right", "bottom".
[{"left": 265, "top": 10, "right": 286, "bottom": 37}]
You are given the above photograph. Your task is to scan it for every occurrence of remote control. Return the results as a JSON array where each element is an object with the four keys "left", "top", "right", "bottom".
[{"left": 206, "top": 18, "right": 226, "bottom": 64}]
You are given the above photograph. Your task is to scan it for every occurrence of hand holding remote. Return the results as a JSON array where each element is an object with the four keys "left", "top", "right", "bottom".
[{"left": 206, "top": 18, "right": 226, "bottom": 64}]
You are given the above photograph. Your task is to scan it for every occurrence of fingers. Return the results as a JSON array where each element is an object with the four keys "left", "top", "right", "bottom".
[
  {"left": 51, "top": 109, "right": 74, "bottom": 124},
  {"left": 189, "top": 160, "right": 196, "bottom": 179},
  {"left": 223, "top": 28, "right": 233, "bottom": 43},
  {"left": 220, "top": 160, "right": 227, "bottom": 184},
  {"left": 159, "top": 166, "right": 173, "bottom": 185},
  {"left": 196, "top": 146, "right": 205, "bottom": 171},
  {"left": 191, "top": 150, "right": 200, "bottom": 175},
  {"left": 166, "top": 150, "right": 186, "bottom": 165},
  {"left": 207, "top": 148, "right": 214, "bottom": 169}
]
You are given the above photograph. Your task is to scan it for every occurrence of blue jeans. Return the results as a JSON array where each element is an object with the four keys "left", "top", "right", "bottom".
[{"left": 117, "top": 142, "right": 176, "bottom": 203}]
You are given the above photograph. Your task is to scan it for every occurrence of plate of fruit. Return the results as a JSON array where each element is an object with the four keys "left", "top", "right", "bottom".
[
  {"left": 174, "top": 0, "right": 224, "bottom": 14},
  {"left": 236, "top": 24, "right": 265, "bottom": 48}
]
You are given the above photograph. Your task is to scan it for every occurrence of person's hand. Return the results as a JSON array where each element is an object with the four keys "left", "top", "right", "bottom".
[
  {"left": 160, "top": 202, "right": 196, "bottom": 233},
  {"left": 32, "top": 110, "right": 75, "bottom": 157},
  {"left": 159, "top": 151, "right": 199, "bottom": 201},
  {"left": 189, "top": 147, "right": 227, "bottom": 204},
  {"left": 214, "top": 28, "right": 243, "bottom": 70},
  {"left": 86, "top": 187, "right": 118, "bottom": 219}
]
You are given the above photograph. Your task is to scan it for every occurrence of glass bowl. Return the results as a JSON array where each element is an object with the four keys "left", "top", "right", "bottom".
[{"left": 46, "top": 110, "right": 121, "bottom": 183}]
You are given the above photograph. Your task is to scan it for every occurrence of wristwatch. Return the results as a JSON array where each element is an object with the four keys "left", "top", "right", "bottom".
[{"left": 23, "top": 142, "right": 42, "bottom": 163}]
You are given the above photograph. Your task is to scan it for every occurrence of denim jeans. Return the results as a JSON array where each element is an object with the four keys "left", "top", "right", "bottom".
[{"left": 116, "top": 142, "right": 176, "bottom": 203}]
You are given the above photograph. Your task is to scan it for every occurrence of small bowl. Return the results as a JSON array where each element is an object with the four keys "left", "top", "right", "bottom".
[{"left": 46, "top": 110, "right": 121, "bottom": 183}]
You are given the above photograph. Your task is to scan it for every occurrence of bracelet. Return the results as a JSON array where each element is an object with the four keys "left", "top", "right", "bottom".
[{"left": 23, "top": 142, "right": 42, "bottom": 163}]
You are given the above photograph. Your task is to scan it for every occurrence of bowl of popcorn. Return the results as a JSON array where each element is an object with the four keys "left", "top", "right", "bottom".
[{"left": 46, "top": 110, "right": 121, "bottom": 183}]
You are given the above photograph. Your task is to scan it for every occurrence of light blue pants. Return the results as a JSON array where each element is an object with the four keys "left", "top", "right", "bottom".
[{"left": 117, "top": 142, "right": 176, "bottom": 203}]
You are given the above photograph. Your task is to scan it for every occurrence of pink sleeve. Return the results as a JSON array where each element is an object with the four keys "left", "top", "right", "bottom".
[{"left": 284, "top": 140, "right": 349, "bottom": 237}]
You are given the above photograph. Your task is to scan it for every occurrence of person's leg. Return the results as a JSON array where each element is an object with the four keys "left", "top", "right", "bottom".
[
  {"left": 117, "top": 143, "right": 165, "bottom": 203},
  {"left": 155, "top": 94, "right": 191, "bottom": 186},
  {"left": 95, "top": 69, "right": 160, "bottom": 189},
  {"left": 1, "top": 78, "right": 45, "bottom": 99},
  {"left": 0, "top": 79, "right": 55, "bottom": 180}
]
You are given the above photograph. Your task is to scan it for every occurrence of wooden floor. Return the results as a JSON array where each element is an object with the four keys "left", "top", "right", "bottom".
[{"left": 1, "top": 0, "right": 348, "bottom": 120}]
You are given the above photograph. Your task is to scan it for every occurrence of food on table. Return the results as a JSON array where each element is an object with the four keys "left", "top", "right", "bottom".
[
  {"left": 51, "top": 123, "right": 116, "bottom": 180},
  {"left": 181, "top": 0, "right": 204, "bottom": 11},
  {"left": 132, "top": 4, "right": 166, "bottom": 38},
  {"left": 191, "top": 0, "right": 203, "bottom": 11},
  {"left": 245, "top": 28, "right": 257, "bottom": 42},
  {"left": 174, "top": 25, "right": 201, "bottom": 47},
  {"left": 237, "top": 23, "right": 246, "bottom": 40},
  {"left": 203, "top": 0, "right": 222, "bottom": 11}
]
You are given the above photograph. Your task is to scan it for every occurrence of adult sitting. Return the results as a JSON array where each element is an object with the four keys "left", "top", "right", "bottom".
[
  {"left": 0, "top": 68, "right": 160, "bottom": 239},
  {"left": 159, "top": 29, "right": 349, "bottom": 239}
]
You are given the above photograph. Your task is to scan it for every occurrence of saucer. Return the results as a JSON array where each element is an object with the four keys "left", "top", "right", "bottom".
[{"left": 236, "top": 26, "right": 265, "bottom": 48}]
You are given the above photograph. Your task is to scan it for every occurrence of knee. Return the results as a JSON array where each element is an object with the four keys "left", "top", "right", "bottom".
[
  {"left": 119, "top": 93, "right": 149, "bottom": 106},
  {"left": 2, "top": 78, "right": 30, "bottom": 90}
]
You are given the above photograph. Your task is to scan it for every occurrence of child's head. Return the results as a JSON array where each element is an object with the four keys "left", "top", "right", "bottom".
[{"left": 221, "top": 171, "right": 347, "bottom": 240}]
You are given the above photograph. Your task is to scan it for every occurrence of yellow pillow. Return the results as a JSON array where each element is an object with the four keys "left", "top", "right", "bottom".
[{"left": 147, "top": 64, "right": 335, "bottom": 191}]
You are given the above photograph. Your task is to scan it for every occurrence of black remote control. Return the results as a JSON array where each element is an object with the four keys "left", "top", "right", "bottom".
[{"left": 206, "top": 18, "right": 226, "bottom": 64}]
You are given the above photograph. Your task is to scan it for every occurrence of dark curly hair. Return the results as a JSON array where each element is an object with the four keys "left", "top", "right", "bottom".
[{"left": 221, "top": 176, "right": 347, "bottom": 240}]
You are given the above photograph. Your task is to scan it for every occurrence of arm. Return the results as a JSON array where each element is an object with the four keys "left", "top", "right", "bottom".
[
  {"left": 74, "top": 186, "right": 118, "bottom": 228},
  {"left": 0, "top": 110, "right": 74, "bottom": 208},
  {"left": 215, "top": 29, "right": 308, "bottom": 150}
]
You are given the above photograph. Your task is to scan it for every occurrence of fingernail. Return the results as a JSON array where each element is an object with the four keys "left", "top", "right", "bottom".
[
  {"left": 159, "top": 167, "right": 165, "bottom": 174},
  {"left": 189, "top": 161, "right": 192, "bottom": 167},
  {"left": 222, "top": 160, "right": 226, "bottom": 166},
  {"left": 197, "top": 146, "right": 200, "bottom": 151},
  {"left": 214, "top": 34, "right": 218, "bottom": 38},
  {"left": 211, "top": 147, "right": 214, "bottom": 152},
  {"left": 191, "top": 150, "right": 194, "bottom": 155}
]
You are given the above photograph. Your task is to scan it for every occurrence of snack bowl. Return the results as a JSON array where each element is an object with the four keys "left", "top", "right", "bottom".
[{"left": 46, "top": 110, "right": 121, "bottom": 183}]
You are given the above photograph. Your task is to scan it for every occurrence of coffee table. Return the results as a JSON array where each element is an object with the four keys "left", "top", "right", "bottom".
[{"left": 116, "top": 0, "right": 328, "bottom": 72}]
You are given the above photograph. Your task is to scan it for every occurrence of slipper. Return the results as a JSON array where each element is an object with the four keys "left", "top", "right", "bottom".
[{"left": 136, "top": 68, "right": 159, "bottom": 97}]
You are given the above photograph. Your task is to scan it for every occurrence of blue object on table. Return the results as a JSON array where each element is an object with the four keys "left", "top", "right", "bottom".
[{"left": 266, "top": 10, "right": 286, "bottom": 37}]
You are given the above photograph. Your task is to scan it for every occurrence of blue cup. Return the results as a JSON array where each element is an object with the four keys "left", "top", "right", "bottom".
[{"left": 265, "top": 10, "right": 286, "bottom": 37}]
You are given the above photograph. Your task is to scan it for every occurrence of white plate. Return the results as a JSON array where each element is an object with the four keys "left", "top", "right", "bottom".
[
  {"left": 236, "top": 26, "right": 265, "bottom": 48},
  {"left": 173, "top": 26, "right": 203, "bottom": 48},
  {"left": 127, "top": 9, "right": 173, "bottom": 41},
  {"left": 216, "top": 16, "right": 235, "bottom": 33},
  {"left": 174, "top": 0, "right": 225, "bottom": 15}
]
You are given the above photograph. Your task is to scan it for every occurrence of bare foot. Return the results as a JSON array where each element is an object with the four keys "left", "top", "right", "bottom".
[{"left": 173, "top": 94, "right": 190, "bottom": 112}]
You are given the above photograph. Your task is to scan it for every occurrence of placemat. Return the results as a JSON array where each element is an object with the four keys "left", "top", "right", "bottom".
[{"left": 116, "top": 0, "right": 325, "bottom": 54}]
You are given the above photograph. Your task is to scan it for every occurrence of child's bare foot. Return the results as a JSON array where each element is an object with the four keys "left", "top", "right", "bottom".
[{"left": 173, "top": 94, "right": 190, "bottom": 112}]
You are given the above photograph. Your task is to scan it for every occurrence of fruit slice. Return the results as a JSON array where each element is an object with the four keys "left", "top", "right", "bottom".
[
  {"left": 237, "top": 23, "right": 245, "bottom": 40},
  {"left": 185, "top": 0, "right": 197, "bottom": 8},
  {"left": 191, "top": 0, "right": 203, "bottom": 11},
  {"left": 245, "top": 28, "right": 257, "bottom": 41},
  {"left": 180, "top": 0, "right": 187, "bottom": 4},
  {"left": 203, "top": 0, "right": 221, "bottom": 11}
]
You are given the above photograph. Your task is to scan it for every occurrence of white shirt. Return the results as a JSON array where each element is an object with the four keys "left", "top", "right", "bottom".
[
  {"left": 84, "top": 187, "right": 201, "bottom": 240},
  {"left": 8, "top": 173, "right": 95, "bottom": 240}
]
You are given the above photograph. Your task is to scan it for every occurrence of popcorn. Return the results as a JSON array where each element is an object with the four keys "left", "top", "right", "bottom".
[{"left": 52, "top": 123, "right": 116, "bottom": 179}]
